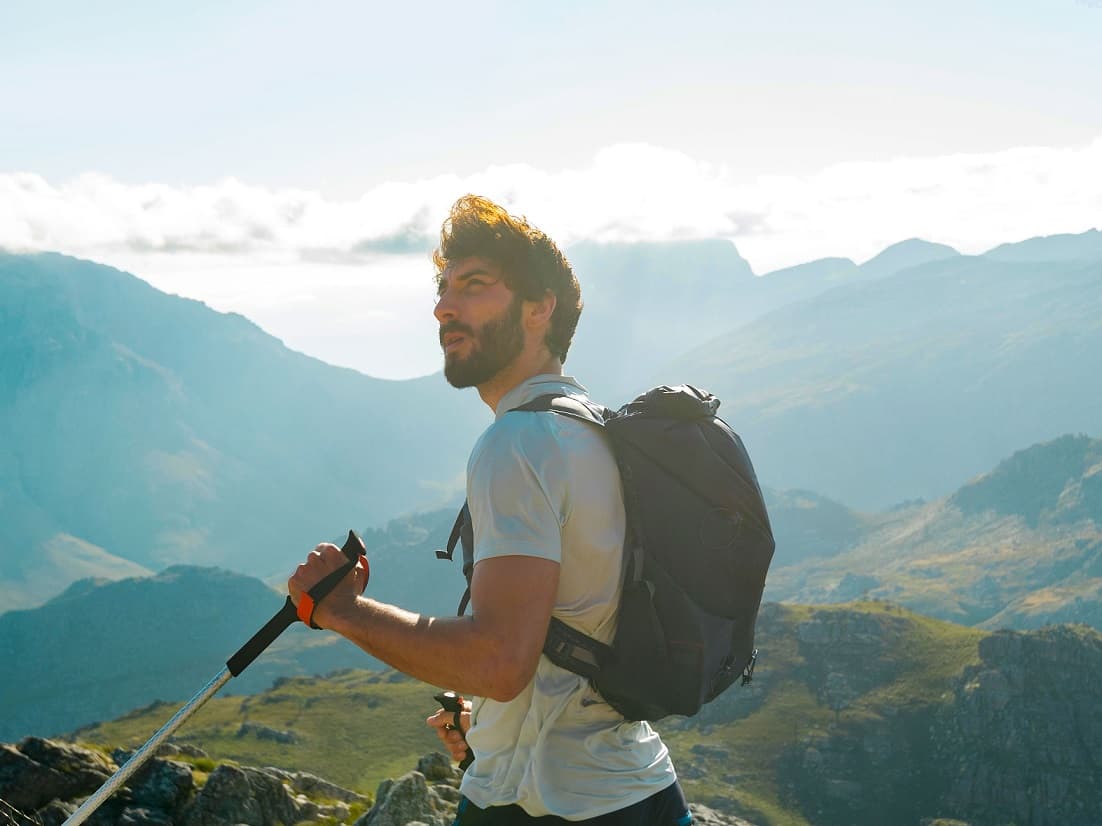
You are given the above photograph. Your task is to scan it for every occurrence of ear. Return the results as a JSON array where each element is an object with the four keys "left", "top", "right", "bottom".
[{"left": 524, "top": 290, "right": 557, "bottom": 330}]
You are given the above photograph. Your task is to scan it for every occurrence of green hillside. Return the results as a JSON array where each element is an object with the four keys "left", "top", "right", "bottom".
[
  {"left": 74, "top": 604, "right": 1102, "bottom": 826},
  {"left": 73, "top": 602, "right": 984, "bottom": 821},
  {"left": 74, "top": 603, "right": 1102, "bottom": 826}
]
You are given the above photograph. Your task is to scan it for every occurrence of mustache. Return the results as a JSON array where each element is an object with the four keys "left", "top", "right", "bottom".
[{"left": 439, "top": 321, "right": 475, "bottom": 348}]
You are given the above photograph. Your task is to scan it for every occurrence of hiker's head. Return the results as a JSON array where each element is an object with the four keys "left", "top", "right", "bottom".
[
  {"left": 433, "top": 195, "right": 582, "bottom": 369},
  {"left": 434, "top": 255, "right": 526, "bottom": 389}
]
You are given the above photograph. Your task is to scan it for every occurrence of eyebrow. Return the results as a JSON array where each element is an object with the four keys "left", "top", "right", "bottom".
[{"left": 437, "top": 267, "right": 500, "bottom": 295}]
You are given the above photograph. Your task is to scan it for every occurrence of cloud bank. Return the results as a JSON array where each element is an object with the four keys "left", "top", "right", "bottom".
[{"left": 3, "top": 139, "right": 1101, "bottom": 274}]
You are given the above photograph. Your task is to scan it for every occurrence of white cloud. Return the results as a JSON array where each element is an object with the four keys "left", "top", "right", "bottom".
[
  {"left": 3, "top": 138, "right": 1101, "bottom": 275},
  {"left": 3, "top": 139, "right": 1100, "bottom": 378}
]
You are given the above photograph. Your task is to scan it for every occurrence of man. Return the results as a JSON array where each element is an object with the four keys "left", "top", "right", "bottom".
[{"left": 289, "top": 195, "right": 687, "bottom": 824}]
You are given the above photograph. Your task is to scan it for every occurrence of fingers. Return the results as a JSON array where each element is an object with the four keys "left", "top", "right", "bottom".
[
  {"left": 353, "top": 556, "right": 369, "bottom": 595},
  {"left": 426, "top": 708, "right": 452, "bottom": 731},
  {"left": 426, "top": 708, "right": 469, "bottom": 763},
  {"left": 287, "top": 542, "right": 365, "bottom": 618}
]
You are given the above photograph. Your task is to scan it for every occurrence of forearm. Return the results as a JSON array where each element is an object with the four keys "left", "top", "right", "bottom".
[{"left": 322, "top": 596, "right": 534, "bottom": 701}]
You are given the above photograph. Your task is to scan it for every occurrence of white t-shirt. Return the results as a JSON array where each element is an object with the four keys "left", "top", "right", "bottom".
[{"left": 459, "top": 374, "right": 675, "bottom": 819}]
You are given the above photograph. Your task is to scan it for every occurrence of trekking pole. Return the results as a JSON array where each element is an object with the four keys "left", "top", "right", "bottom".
[{"left": 61, "top": 531, "right": 367, "bottom": 826}]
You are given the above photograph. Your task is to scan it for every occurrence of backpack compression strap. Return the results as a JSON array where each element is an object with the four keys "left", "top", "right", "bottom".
[{"left": 510, "top": 394, "right": 634, "bottom": 685}]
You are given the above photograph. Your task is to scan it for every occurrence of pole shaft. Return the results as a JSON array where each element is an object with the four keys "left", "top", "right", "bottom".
[{"left": 62, "top": 667, "right": 232, "bottom": 826}]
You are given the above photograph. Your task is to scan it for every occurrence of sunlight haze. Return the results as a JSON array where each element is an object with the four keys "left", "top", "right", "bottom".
[{"left": 3, "top": 0, "right": 1100, "bottom": 378}]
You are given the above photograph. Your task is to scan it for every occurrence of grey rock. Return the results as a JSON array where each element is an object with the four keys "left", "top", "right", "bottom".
[
  {"left": 183, "top": 764, "right": 301, "bottom": 826},
  {"left": 263, "top": 766, "right": 368, "bottom": 804},
  {"left": 431, "top": 783, "right": 462, "bottom": 805},
  {"left": 688, "top": 803, "right": 758, "bottom": 825},
  {"left": 35, "top": 799, "right": 77, "bottom": 826},
  {"left": 236, "top": 722, "right": 297, "bottom": 744},
  {"left": 678, "top": 762, "right": 706, "bottom": 780},
  {"left": 416, "top": 752, "right": 458, "bottom": 783},
  {"left": 118, "top": 806, "right": 174, "bottom": 826},
  {"left": 162, "top": 742, "right": 209, "bottom": 759},
  {"left": 689, "top": 744, "right": 731, "bottom": 761},
  {"left": 357, "top": 771, "right": 452, "bottom": 826},
  {"left": 0, "top": 739, "right": 115, "bottom": 810},
  {"left": 128, "top": 758, "right": 194, "bottom": 810}
]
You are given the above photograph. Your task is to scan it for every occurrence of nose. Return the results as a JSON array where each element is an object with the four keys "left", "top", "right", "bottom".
[{"left": 434, "top": 289, "right": 457, "bottom": 323}]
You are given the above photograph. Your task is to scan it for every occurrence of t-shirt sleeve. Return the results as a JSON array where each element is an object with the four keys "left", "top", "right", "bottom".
[{"left": 467, "top": 415, "right": 565, "bottom": 565}]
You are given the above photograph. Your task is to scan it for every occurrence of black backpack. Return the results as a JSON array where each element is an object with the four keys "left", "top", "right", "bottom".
[{"left": 437, "top": 385, "right": 775, "bottom": 721}]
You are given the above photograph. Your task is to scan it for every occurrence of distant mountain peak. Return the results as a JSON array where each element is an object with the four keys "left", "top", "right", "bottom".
[
  {"left": 983, "top": 228, "right": 1102, "bottom": 263},
  {"left": 859, "top": 238, "right": 961, "bottom": 279},
  {"left": 760, "top": 256, "right": 858, "bottom": 280}
]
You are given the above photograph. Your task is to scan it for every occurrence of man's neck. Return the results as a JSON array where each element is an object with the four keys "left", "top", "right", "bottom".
[{"left": 477, "top": 350, "right": 563, "bottom": 412}]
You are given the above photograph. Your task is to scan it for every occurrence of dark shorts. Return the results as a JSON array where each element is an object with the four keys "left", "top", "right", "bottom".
[{"left": 452, "top": 781, "right": 692, "bottom": 826}]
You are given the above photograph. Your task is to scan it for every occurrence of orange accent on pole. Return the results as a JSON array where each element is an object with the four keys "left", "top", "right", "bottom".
[{"left": 297, "top": 593, "right": 316, "bottom": 626}]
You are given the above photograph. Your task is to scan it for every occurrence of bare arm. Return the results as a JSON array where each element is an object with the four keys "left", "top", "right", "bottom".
[{"left": 289, "top": 543, "right": 559, "bottom": 702}]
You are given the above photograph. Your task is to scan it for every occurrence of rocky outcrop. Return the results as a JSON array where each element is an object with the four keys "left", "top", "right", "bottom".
[
  {"left": 0, "top": 736, "right": 760, "bottom": 826},
  {"left": 0, "top": 738, "right": 367, "bottom": 826},
  {"left": 776, "top": 616, "right": 1102, "bottom": 826},
  {"left": 932, "top": 626, "right": 1102, "bottom": 826},
  {"left": 356, "top": 769, "right": 457, "bottom": 826}
]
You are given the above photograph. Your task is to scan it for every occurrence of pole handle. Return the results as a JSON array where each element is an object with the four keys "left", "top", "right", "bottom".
[
  {"left": 434, "top": 691, "right": 474, "bottom": 771},
  {"left": 226, "top": 530, "right": 364, "bottom": 676}
]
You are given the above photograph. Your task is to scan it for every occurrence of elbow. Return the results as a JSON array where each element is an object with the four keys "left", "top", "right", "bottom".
[{"left": 482, "top": 650, "right": 538, "bottom": 702}]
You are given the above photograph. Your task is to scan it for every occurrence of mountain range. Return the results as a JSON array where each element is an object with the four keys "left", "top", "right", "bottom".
[
  {"left": 4, "top": 429, "right": 1099, "bottom": 743},
  {"left": 0, "top": 251, "right": 487, "bottom": 609},
  {"left": 1, "top": 227, "right": 1100, "bottom": 611}
]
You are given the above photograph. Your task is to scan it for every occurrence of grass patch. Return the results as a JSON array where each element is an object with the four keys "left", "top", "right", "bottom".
[{"left": 76, "top": 670, "right": 444, "bottom": 794}]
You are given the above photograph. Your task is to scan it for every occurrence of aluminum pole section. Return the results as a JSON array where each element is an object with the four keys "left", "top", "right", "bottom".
[
  {"left": 60, "top": 530, "right": 365, "bottom": 826},
  {"left": 62, "top": 667, "right": 232, "bottom": 826}
]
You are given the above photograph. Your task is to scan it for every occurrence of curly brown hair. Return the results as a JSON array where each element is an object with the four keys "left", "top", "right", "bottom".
[{"left": 433, "top": 195, "right": 583, "bottom": 363}]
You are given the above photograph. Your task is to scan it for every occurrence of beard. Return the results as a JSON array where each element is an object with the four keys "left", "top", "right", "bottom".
[{"left": 441, "top": 295, "right": 525, "bottom": 388}]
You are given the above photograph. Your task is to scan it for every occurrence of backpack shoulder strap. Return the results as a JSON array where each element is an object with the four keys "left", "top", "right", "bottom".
[
  {"left": 437, "top": 502, "right": 474, "bottom": 616},
  {"left": 510, "top": 393, "right": 630, "bottom": 687},
  {"left": 510, "top": 393, "right": 610, "bottom": 427}
]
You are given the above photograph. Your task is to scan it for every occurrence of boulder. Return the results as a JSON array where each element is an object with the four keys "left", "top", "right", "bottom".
[
  {"left": 0, "top": 739, "right": 114, "bottom": 811},
  {"left": 356, "top": 770, "right": 455, "bottom": 826},
  {"left": 183, "top": 764, "right": 301, "bottom": 826}
]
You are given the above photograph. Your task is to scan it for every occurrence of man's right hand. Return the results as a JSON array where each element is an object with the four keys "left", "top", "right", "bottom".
[{"left": 426, "top": 697, "right": 471, "bottom": 764}]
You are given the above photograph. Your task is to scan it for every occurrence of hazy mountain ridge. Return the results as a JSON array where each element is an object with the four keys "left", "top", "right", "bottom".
[
  {"left": 950, "top": 433, "right": 1102, "bottom": 527},
  {"left": 567, "top": 236, "right": 964, "bottom": 400},
  {"left": 2, "top": 227, "right": 1100, "bottom": 612},
  {"left": 0, "top": 565, "right": 374, "bottom": 742},
  {"left": 767, "top": 433, "right": 1102, "bottom": 629},
  {"left": 982, "top": 227, "right": 1102, "bottom": 262},
  {"left": 0, "top": 251, "right": 490, "bottom": 609},
  {"left": 656, "top": 251, "right": 1102, "bottom": 509}
]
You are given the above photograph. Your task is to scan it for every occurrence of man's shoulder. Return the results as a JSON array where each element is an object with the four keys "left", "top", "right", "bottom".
[
  {"left": 469, "top": 400, "right": 610, "bottom": 474},
  {"left": 471, "top": 406, "right": 563, "bottom": 463}
]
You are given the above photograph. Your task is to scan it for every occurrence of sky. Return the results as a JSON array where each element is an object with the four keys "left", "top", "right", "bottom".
[{"left": 2, "top": 0, "right": 1101, "bottom": 378}]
